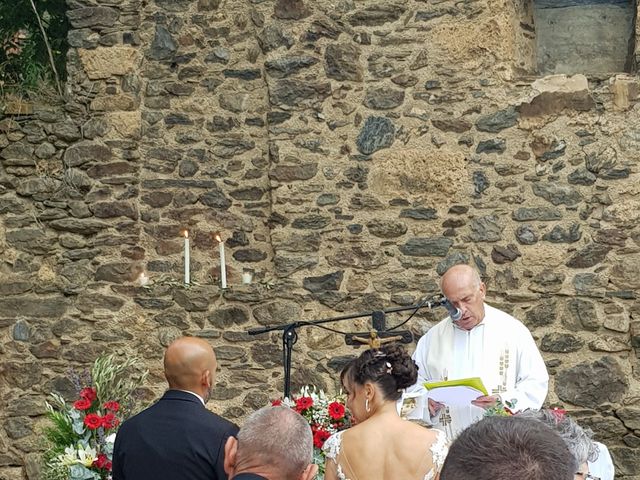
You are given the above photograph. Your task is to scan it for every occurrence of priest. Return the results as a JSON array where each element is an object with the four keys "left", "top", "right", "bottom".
[{"left": 406, "top": 264, "right": 548, "bottom": 438}]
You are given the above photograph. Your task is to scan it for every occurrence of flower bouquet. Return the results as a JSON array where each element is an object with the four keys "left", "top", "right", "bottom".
[
  {"left": 42, "top": 355, "right": 148, "bottom": 480},
  {"left": 484, "top": 398, "right": 517, "bottom": 417},
  {"left": 272, "top": 386, "right": 351, "bottom": 479}
]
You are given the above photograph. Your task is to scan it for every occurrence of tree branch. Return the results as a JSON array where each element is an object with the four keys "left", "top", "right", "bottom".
[{"left": 28, "top": 0, "right": 63, "bottom": 97}]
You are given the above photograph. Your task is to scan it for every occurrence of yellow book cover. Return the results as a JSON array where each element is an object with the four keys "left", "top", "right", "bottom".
[{"left": 424, "top": 377, "right": 488, "bottom": 396}]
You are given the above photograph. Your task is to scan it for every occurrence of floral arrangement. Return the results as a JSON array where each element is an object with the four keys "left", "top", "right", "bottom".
[
  {"left": 42, "top": 355, "right": 148, "bottom": 480},
  {"left": 272, "top": 386, "right": 351, "bottom": 479},
  {"left": 484, "top": 398, "right": 517, "bottom": 417}
]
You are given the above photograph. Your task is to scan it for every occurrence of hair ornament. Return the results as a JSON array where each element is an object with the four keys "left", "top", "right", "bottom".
[{"left": 385, "top": 362, "right": 393, "bottom": 374}]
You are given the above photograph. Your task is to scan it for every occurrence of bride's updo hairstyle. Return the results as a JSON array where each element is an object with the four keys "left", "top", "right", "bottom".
[{"left": 341, "top": 344, "right": 418, "bottom": 401}]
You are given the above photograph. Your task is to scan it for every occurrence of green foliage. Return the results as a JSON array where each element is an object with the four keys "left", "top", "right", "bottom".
[
  {"left": 91, "top": 354, "right": 149, "bottom": 417},
  {"left": 0, "top": 0, "right": 68, "bottom": 94},
  {"left": 44, "top": 395, "right": 76, "bottom": 451},
  {"left": 484, "top": 398, "right": 517, "bottom": 417},
  {"left": 41, "top": 355, "right": 149, "bottom": 480},
  {"left": 42, "top": 394, "right": 82, "bottom": 480}
]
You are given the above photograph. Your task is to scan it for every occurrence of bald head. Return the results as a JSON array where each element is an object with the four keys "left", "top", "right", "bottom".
[
  {"left": 440, "top": 264, "right": 481, "bottom": 292},
  {"left": 164, "top": 337, "right": 217, "bottom": 401},
  {"left": 440, "top": 264, "right": 486, "bottom": 330}
]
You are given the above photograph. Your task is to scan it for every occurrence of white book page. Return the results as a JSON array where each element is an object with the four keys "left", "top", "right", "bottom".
[{"left": 427, "top": 386, "right": 485, "bottom": 407}]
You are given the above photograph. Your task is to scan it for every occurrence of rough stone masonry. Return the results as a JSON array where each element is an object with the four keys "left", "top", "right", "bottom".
[{"left": 1, "top": 0, "right": 640, "bottom": 478}]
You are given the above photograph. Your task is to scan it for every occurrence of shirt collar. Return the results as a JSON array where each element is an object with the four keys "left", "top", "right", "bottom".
[
  {"left": 451, "top": 313, "right": 487, "bottom": 332},
  {"left": 451, "top": 304, "right": 487, "bottom": 332},
  {"left": 452, "top": 321, "right": 485, "bottom": 332},
  {"left": 177, "top": 389, "right": 205, "bottom": 405}
]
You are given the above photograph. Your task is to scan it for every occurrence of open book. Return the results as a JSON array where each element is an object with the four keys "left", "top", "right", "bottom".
[{"left": 424, "top": 377, "right": 488, "bottom": 407}]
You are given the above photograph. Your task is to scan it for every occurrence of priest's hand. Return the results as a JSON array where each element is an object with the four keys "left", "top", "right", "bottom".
[
  {"left": 428, "top": 398, "right": 444, "bottom": 417},
  {"left": 471, "top": 395, "right": 499, "bottom": 409}
]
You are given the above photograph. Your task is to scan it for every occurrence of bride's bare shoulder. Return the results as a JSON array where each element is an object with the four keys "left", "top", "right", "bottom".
[{"left": 404, "top": 421, "right": 442, "bottom": 441}]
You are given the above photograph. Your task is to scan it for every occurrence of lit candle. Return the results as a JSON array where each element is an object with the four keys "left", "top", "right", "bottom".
[
  {"left": 183, "top": 230, "right": 190, "bottom": 285},
  {"left": 137, "top": 271, "right": 149, "bottom": 287},
  {"left": 215, "top": 234, "right": 227, "bottom": 289}
]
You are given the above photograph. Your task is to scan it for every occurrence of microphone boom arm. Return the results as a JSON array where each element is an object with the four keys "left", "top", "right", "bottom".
[{"left": 247, "top": 296, "right": 451, "bottom": 398}]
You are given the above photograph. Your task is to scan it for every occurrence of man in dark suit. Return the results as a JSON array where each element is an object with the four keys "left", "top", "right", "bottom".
[
  {"left": 113, "top": 336, "right": 239, "bottom": 480},
  {"left": 223, "top": 406, "right": 317, "bottom": 480}
]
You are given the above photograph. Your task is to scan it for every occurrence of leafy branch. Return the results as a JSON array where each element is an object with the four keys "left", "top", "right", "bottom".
[{"left": 28, "top": 0, "right": 62, "bottom": 96}]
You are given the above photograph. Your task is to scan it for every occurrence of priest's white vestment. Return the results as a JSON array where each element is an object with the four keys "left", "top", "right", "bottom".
[{"left": 406, "top": 303, "right": 549, "bottom": 438}]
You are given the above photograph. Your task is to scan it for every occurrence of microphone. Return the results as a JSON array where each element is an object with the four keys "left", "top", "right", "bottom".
[{"left": 443, "top": 299, "right": 462, "bottom": 322}]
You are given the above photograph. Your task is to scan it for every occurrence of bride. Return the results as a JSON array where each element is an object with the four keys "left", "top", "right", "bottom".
[{"left": 323, "top": 344, "right": 448, "bottom": 480}]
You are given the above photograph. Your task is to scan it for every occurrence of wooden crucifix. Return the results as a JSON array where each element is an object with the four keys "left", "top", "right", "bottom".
[{"left": 345, "top": 310, "right": 413, "bottom": 349}]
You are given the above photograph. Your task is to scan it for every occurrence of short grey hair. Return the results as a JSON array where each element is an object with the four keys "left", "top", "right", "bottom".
[
  {"left": 439, "top": 263, "right": 483, "bottom": 290},
  {"left": 237, "top": 406, "right": 313, "bottom": 480},
  {"left": 517, "top": 410, "right": 598, "bottom": 465}
]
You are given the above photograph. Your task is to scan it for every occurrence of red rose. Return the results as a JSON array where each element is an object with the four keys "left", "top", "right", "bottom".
[
  {"left": 84, "top": 413, "right": 102, "bottom": 430},
  {"left": 295, "top": 396, "right": 313, "bottom": 412},
  {"left": 73, "top": 398, "right": 92, "bottom": 411},
  {"left": 313, "top": 429, "right": 331, "bottom": 449},
  {"left": 271, "top": 399, "right": 282, "bottom": 406},
  {"left": 328, "top": 402, "right": 345, "bottom": 420},
  {"left": 92, "top": 453, "right": 110, "bottom": 469},
  {"left": 101, "top": 412, "right": 119, "bottom": 429},
  {"left": 104, "top": 401, "right": 120, "bottom": 412},
  {"left": 105, "top": 460, "right": 112, "bottom": 471},
  {"left": 80, "top": 387, "right": 97, "bottom": 402}
]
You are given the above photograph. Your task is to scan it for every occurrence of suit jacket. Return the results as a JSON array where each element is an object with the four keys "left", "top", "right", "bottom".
[
  {"left": 112, "top": 389, "right": 239, "bottom": 480},
  {"left": 233, "top": 474, "right": 268, "bottom": 480}
]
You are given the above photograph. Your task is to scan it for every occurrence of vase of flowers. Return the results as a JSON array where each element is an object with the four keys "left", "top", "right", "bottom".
[
  {"left": 42, "top": 354, "right": 148, "bottom": 480},
  {"left": 272, "top": 386, "right": 351, "bottom": 480}
]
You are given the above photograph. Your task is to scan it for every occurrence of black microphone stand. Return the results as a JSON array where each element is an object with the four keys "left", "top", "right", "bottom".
[{"left": 248, "top": 297, "right": 449, "bottom": 398}]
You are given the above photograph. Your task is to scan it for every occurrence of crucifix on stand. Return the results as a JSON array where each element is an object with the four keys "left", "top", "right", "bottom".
[{"left": 345, "top": 310, "right": 412, "bottom": 349}]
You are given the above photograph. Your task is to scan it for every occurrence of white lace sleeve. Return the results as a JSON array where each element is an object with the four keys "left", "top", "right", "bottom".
[
  {"left": 430, "top": 429, "right": 449, "bottom": 472},
  {"left": 322, "top": 431, "right": 343, "bottom": 462}
]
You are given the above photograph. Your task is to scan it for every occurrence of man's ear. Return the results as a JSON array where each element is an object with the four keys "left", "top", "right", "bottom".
[
  {"left": 300, "top": 463, "right": 318, "bottom": 480},
  {"left": 202, "top": 368, "right": 217, "bottom": 396},
  {"left": 223, "top": 436, "right": 238, "bottom": 477}
]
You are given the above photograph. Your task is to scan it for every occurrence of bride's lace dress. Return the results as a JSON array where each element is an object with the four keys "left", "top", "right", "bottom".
[{"left": 323, "top": 429, "right": 448, "bottom": 480}]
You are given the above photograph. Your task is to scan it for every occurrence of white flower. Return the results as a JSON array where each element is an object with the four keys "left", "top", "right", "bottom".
[
  {"left": 282, "top": 397, "right": 296, "bottom": 408},
  {"left": 104, "top": 433, "right": 116, "bottom": 444},
  {"left": 57, "top": 444, "right": 97, "bottom": 467}
]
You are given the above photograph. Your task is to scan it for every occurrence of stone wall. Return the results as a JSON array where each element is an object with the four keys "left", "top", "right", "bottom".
[
  {"left": 1, "top": 0, "right": 640, "bottom": 478},
  {"left": 535, "top": 0, "right": 635, "bottom": 75}
]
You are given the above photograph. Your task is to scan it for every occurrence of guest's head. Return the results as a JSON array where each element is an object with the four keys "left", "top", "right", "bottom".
[
  {"left": 439, "top": 416, "right": 577, "bottom": 480},
  {"left": 518, "top": 409, "right": 598, "bottom": 479},
  {"left": 440, "top": 264, "right": 486, "bottom": 330},
  {"left": 163, "top": 336, "right": 217, "bottom": 403},
  {"left": 224, "top": 406, "right": 317, "bottom": 480},
  {"left": 341, "top": 343, "right": 417, "bottom": 423}
]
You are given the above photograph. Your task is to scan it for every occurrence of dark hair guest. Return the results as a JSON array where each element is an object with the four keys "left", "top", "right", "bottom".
[{"left": 439, "top": 415, "right": 577, "bottom": 480}]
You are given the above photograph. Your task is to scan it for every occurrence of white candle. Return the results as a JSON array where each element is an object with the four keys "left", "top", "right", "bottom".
[
  {"left": 183, "top": 230, "right": 190, "bottom": 285},
  {"left": 215, "top": 234, "right": 227, "bottom": 289}
]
